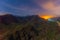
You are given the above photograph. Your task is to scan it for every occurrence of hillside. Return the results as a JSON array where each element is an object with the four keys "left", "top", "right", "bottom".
[{"left": 0, "top": 14, "right": 60, "bottom": 40}]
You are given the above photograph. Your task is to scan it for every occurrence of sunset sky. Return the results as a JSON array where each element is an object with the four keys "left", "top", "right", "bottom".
[{"left": 0, "top": 0, "right": 60, "bottom": 16}]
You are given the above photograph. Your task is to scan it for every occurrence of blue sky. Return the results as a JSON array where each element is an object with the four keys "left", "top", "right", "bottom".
[{"left": 0, "top": 0, "right": 60, "bottom": 16}]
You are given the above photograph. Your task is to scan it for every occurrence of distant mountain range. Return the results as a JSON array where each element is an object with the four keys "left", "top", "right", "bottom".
[
  {"left": 0, "top": 14, "right": 48, "bottom": 24},
  {"left": 0, "top": 14, "right": 60, "bottom": 24},
  {"left": 0, "top": 14, "right": 18, "bottom": 24}
]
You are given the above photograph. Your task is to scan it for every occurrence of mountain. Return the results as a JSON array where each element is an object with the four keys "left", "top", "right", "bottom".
[
  {"left": 0, "top": 14, "right": 59, "bottom": 40},
  {"left": 0, "top": 14, "right": 47, "bottom": 24},
  {"left": 0, "top": 14, "right": 18, "bottom": 24}
]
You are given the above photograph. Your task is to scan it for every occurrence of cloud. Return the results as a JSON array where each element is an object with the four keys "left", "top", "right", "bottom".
[
  {"left": 1, "top": 0, "right": 60, "bottom": 17},
  {"left": 0, "top": 11, "right": 9, "bottom": 15},
  {"left": 1, "top": 1, "right": 42, "bottom": 16},
  {"left": 40, "top": 0, "right": 60, "bottom": 17}
]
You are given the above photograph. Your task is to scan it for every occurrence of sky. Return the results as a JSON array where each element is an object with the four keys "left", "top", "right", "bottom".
[{"left": 0, "top": 0, "right": 60, "bottom": 17}]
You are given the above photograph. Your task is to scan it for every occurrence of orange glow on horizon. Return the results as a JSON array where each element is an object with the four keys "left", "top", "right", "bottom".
[{"left": 40, "top": 15, "right": 54, "bottom": 20}]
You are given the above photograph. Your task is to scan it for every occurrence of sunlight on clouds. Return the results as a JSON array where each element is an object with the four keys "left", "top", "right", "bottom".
[
  {"left": 41, "top": 0, "right": 60, "bottom": 17},
  {"left": 40, "top": 15, "right": 54, "bottom": 20},
  {"left": 0, "top": 0, "right": 60, "bottom": 16},
  {"left": 41, "top": 2, "right": 56, "bottom": 10}
]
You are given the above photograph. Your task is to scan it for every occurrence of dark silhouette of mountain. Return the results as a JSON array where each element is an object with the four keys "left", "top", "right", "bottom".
[
  {"left": 0, "top": 14, "right": 47, "bottom": 24},
  {"left": 0, "top": 14, "right": 18, "bottom": 24}
]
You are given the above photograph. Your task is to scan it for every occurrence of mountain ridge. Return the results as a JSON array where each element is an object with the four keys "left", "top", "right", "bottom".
[{"left": 0, "top": 14, "right": 47, "bottom": 24}]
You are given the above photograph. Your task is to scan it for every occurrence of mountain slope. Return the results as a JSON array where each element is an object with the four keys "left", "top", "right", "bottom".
[
  {"left": 0, "top": 14, "right": 47, "bottom": 24},
  {"left": 0, "top": 14, "right": 60, "bottom": 40}
]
